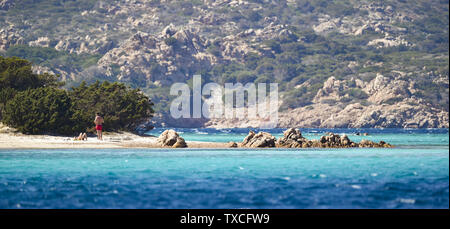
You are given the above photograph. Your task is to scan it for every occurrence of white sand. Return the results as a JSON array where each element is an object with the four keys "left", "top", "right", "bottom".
[{"left": 0, "top": 132, "right": 228, "bottom": 149}]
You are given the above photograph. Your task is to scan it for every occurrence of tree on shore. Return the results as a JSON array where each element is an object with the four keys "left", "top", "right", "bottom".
[
  {"left": 69, "top": 81, "right": 154, "bottom": 133},
  {"left": 0, "top": 56, "right": 154, "bottom": 135},
  {"left": 0, "top": 56, "right": 63, "bottom": 119},
  {"left": 3, "top": 87, "right": 73, "bottom": 134}
]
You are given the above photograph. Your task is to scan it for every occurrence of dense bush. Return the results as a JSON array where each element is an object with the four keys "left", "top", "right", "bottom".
[
  {"left": 0, "top": 56, "right": 62, "bottom": 119},
  {"left": 0, "top": 56, "right": 62, "bottom": 90},
  {"left": 3, "top": 87, "right": 73, "bottom": 134},
  {"left": 0, "top": 56, "right": 154, "bottom": 135},
  {"left": 69, "top": 81, "right": 154, "bottom": 132}
]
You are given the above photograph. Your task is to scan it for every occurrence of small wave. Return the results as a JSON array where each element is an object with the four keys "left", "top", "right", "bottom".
[
  {"left": 351, "top": 185, "right": 362, "bottom": 189},
  {"left": 192, "top": 129, "right": 208, "bottom": 134},
  {"left": 398, "top": 198, "right": 415, "bottom": 204}
]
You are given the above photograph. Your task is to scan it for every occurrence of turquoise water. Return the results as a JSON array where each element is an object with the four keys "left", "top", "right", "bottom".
[
  {"left": 0, "top": 128, "right": 448, "bottom": 209},
  {"left": 146, "top": 128, "right": 449, "bottom": 146}
]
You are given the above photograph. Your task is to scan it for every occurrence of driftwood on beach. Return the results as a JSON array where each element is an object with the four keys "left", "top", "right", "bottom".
[{"left": 234, "top": 128, "right": 393, "bottom": 148}]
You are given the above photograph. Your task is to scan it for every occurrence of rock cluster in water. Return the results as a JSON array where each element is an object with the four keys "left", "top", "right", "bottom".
[
  {"left": 239, "top": 128, "right": 392, "bottom": 148},
  {"left": 157, "top": 129, "right": 187, "bottom": 148},
  {"left": 157, "top": 128, "right": 392, "bottom": 148},
  {"left": 240, "top": 131, "right": 276, "bottom": 148}
]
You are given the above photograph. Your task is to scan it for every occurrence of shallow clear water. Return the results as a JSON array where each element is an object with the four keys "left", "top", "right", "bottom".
[
  {"left": 0, "top": 128, "right": 448, "bottom": 209},
  {"left": 146, "top": 128, "right": 450, "bottom": 146}
]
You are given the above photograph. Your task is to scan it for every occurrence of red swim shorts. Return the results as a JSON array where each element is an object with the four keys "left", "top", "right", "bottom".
[{"left": 96, "top": 125, "right": 102, "bottom": 131}]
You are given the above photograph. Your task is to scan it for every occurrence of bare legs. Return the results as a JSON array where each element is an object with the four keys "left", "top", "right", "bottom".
[
  {"left": 97, "top": 130, "right": 102, "bottom": 140},
  {"left": 75, "top": 133, "right": 88, "bottom": 141}
]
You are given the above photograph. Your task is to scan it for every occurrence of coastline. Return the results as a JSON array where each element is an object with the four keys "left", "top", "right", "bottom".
[
  {"left": 0, "top": 132, "right": 228, "bottom": 149},
  {"left": 2, "top": 128, "right": 447, "bottom": 150}
]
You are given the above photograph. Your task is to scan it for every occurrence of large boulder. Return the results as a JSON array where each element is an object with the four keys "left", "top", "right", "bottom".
[
  {"left": 157, "top": 129, "right": 187, "bottom": 148},
  {"left": 240, "top": 131, "right": 276, "bottom": 148},
  {"left": 276, "top": 128, "right": 308, "bottom": 148}
]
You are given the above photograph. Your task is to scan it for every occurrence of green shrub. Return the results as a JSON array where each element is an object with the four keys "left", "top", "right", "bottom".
[
  {"left": 0, "top": 56, "right": 63, "bottom": 119},
  {"left": 69, "top": 81, "right": 154, "bottom": 133},
  {"left": 0, "top": 56, "right": 61, "bottom": 90},
  {"left": 0, "top": 56, "right": 154, "bottom": 135},
  {"left": 3, "top": 87, "right": 73, "bottom": 135}
]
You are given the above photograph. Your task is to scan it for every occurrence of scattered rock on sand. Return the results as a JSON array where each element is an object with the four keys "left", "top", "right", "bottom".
[
  {"left": 157, "top": 129, "right": 187, "bottom": 148},
  {"left": 358, "top": 139, "right": 392, "bottom": 148},
  {"left": 240, "top": 131, "right": 276, "bottom": 148},
  {"left": 228, "top": 141, "right": 238, "bottom": 148}
]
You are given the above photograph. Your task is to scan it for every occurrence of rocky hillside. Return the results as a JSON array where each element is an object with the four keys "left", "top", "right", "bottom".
[{"left": 0, "top": 0, "right": 448, "bottom": 128}]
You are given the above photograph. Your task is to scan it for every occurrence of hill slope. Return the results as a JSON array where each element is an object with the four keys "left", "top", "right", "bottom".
[{"left": 0, "top": 0, "right": 448, "bottom": 128}]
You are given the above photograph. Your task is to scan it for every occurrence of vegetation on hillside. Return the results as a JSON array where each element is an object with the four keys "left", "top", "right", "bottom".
[
  {"left": 5, "top": 45, "right": 102, "bottom": 70},
  {"left": 1, "top": 0, "right": 448, "bottom": 119}
]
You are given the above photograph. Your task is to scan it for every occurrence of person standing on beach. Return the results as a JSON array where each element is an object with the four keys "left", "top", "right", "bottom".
[{"left": 94, "top": 113, "right": 104, "bottom": 140}]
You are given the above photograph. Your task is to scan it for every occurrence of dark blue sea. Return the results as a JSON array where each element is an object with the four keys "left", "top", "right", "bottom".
[{"left": 0, "top": 128, "right": 448, "bottom": 208}]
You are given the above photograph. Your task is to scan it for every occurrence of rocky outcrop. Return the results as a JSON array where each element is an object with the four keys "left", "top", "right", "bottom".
[
  {"left": 1, "top": 0, "right": 447, "bottom": 129},
  {"left": 358, "top": 139, "right": 392, "bottom": 148},
  {"left": 29, "top": 37, "right": 51, "bottom": 47},
  {"left": 0, "top": 28, "right": 24, "bottom": 51},
  {"left": 275, "top": 129, "right": 375, "bottom": 148},
  {"left": 208, "top": 71, "right": 448, "bottom": 129},
  {"left": 157, "top": 129, "right": 187, "bottom": 148},
  {"left": 283, "top": 73, "right": 448, "bottom": 128},
  {"left": 275, "top": 128, "right": 307, "bottom": 148},
  {"left": 97, "top": 26, "right": 216, "bottom": 86},
  {"left": 317, "top": 133, "right": 357, "bottom": 148},
  {"left": 240, "top": 131, "right": 276, "bottom": 148},
  {"left": 239, "top": 129, "right": 392, "bottom": 148},
  {"left": 312, "top": 2, "right": 414, "bottom": 39}
]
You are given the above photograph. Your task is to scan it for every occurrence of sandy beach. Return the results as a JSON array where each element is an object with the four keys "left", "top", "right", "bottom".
[{"left": 0, "top": 132, "right": 228, "bottom": 149}]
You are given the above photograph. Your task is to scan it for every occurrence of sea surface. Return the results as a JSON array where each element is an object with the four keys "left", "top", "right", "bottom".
[{"left": 0, "top": 128, "right": 448, "bottom": 209}]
